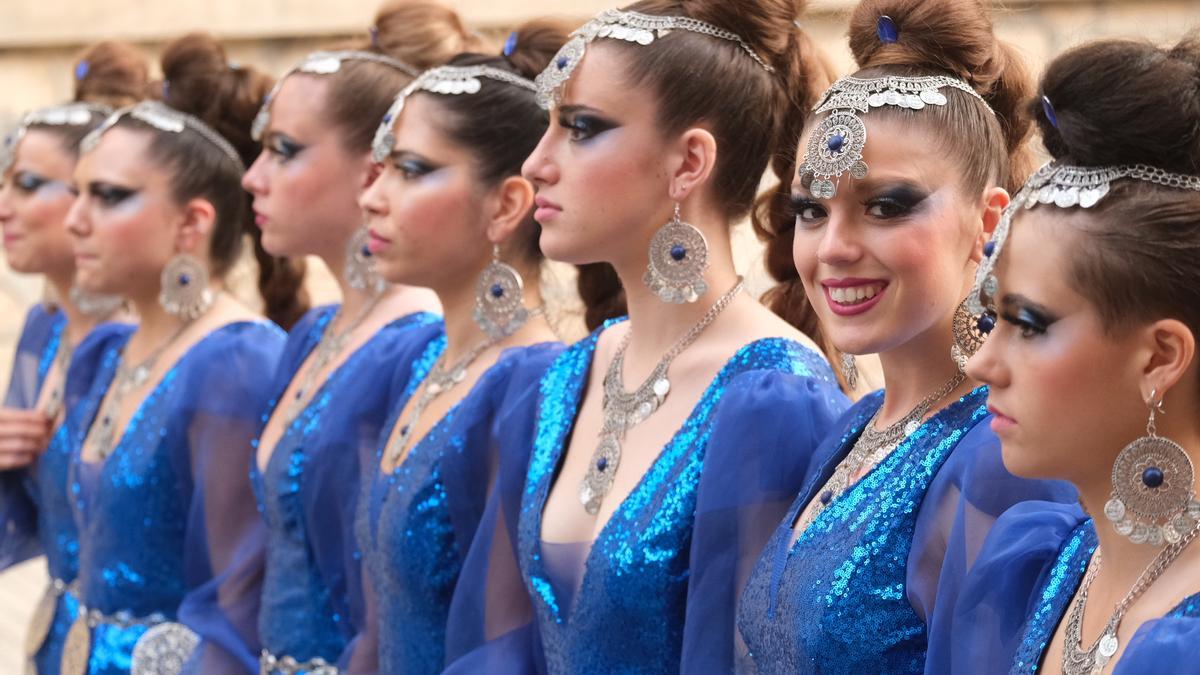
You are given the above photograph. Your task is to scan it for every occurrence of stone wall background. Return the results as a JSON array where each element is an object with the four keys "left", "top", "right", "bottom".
[{"left": 0, "top": 0, "right": 1196, "bottom": 669}]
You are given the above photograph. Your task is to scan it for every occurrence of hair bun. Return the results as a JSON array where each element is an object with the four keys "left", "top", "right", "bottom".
[
  {"left": 1036, "top": 35, "right": 1200, "bottom": 175},
  {"left": 73, "top": 41, "right": 148, "bottom": 109},
  {"left": 158, "top": 32, "right": 273, "bottom": 167},
  {"left": 369, "top": 0, "right": 485, "bottom": 71}
]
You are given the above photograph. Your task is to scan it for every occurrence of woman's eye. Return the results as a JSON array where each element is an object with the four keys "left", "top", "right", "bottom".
[
  {"left": 1000, "top": 309, "right": 1050, "bottom": 339},
  {"left": 267, "top": 138, "right": 302, "bottom": 161},
  {"left": 559, "top": 114, "right": 611, "bottom": 143},
  {"left": 13, "top": 172, "right": 47, "bottom": 194},
  {"left": 791, "top": 197, "right": 827, "bottom": 225},
  {"left": 393, "top": 160, "right": 432, "bottom": 180},
  {"left": 90, "top": 184, "right": 134, "bottom": 207}
]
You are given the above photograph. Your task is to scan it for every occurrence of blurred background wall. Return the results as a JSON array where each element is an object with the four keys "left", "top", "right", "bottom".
[{"left": 0, "top": 0, "right": 1196, "bottom": 668}]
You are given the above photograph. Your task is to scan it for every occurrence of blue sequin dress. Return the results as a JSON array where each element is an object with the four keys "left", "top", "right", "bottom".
[
  {"left": 251, "top": 307, "right": 440, "bottom": 673},
  {"left": 736, "top": 388, "right": 1078, "bottom": 674},
  {"left": 0, "top": 304, "right": 131, "bottom": 675},
  {"left": 355, "top": 336, "right": 564, "bottom": 675},
  {"left": 68, "top": 321, "right": 285, "bottom": 674},
  {"left": 953, "top": 502, "right": 1200, "bottom": 674},
  {"left": 514, "top": 326, "right": 847, "bottom": 674}
]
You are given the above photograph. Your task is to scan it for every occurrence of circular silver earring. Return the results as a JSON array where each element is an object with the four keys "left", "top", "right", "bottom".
[
  {"left": 644, "top": 203, "right": 709, "bottom": 304},
  {"left": 1104, "top": 389, "right": 1200, "bottom": 546},
  {"left": 474, "top": 244, "right": 529, "bottom": 341},
  {"left": 158, "top": 254, "right": 213, "bottom": 320},
  {"left": 840, "top": 353, "right": 859, "bottom": 390},
  {"left": 345, "top": 226, "right": 386, "bottom": 294},
  {"left": 951, "top": 297, "right": 988, "bottom": 372}
]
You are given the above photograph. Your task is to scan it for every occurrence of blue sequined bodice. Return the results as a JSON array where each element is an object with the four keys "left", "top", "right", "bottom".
[
  {"left": 520, "top": 333, "right": 833, "bottom": 675},
  {"left": 1010, "top": 520, "right": 1200, "bottom": 673},
  {"left": 32, "top": 314, "right": 73, "bottom": 581},
  {"left": 737, "top": 388, "right": 989, "bottom": 674},
  {"left": 356, "top": 335, "right": 451, "bottom": 674},
  {"left": 253, "top": 309, "right": 440, "bottom": 665}
]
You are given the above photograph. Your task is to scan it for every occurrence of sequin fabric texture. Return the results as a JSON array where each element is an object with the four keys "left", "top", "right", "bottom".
[
  {"left": 252, "top": 309, "right": 441, "bottom": 670},
  {"left": 356, "top": 333, "right": 449, "bottom": 674},
  {"left": 69, "top": 322, "right": 284, "bottom": 673},
  {"left": 520, "top": 331, "right": 836, "bottom": 675},
  {"left": 1009, "top": 520, "right": 1200, "bottom": 673},
  {"left": 737, "top": 388, "right": 989, "bottom": 674}
]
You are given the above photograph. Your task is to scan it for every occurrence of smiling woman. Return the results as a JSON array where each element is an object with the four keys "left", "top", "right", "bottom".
[{"left": 733, "top": 0, "right": 1077, "bottom": 673}]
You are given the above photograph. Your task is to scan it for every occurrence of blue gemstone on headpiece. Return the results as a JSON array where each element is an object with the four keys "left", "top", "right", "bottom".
[
  {"left": 178, "top": 273, "right": 191, "bottom": 286},
  {"left": 876, "top": 15, "right": 899, "bottom": 44},
  {"left": 670, "top": 244, "right": 687, "bottom": 261},
  {"left": 977, "top": 313, "right": 996, "bottom": 334},
  {"left": 983, "top": 240, "right": 996, "bottom": 258},
  {"left": 383, "top": 114, "right": 392, "bottom": 123},
  {"left": 1041, "top": 95, "right": 1059, "bottom": 129},
  {"left": 557, "top": 56, "right": 569, "bottom": 70},
  {"left": 1143, "top": 466, "right": 1165, "bottom": 489},
  {"left": 827, "top": 134, "right": 846, "bottom": 153},
  {"left": 597, "top": 457, "right": 608, "bottom": 472},
  {"left": 491, "top": 284, "right": 504, "bottom": 298},
  {"left": 503, "top": 31, "right": 520, "bottom": 57},
  {"left": 75, "top": 61, "right": 90, "bottom": 81}
]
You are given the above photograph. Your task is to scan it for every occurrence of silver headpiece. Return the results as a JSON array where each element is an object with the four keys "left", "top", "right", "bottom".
[
  {"left": 1, "top": 103, "right": 110, "bottom": 175},
  {"left": 798, "top": 75, "right": 991, "bottom": 199},
  {"left": 252, "top": 50, "right": 420, "bottom": 141},
  {"left": 968, "top": 161, "right": 1200, "bottom": 317},
  {"left": 81, "top": 101, "right": 244, "bottom": 169},
  {"left": 534, "top": 8, "right": 774, "bottom": 111},
  {"left": 371, "top": 65, "right": 536, "bottom": 163}
]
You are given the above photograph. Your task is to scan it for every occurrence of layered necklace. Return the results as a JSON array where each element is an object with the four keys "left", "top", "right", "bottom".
[
  {"left": 384, "top": 306, "right": 543, "bottom": 471},
  {"left": 579, "top": 277, "right": 744, "bottom": 515},
  {"left": 798, "top": 369, "right": 966, "bottom": 529},
  {"left": 281, "top": 291, "right": 383, "bottom": 426},
  {"left": 1063, "top": 520, "right": 1200, "bottom": 674}
]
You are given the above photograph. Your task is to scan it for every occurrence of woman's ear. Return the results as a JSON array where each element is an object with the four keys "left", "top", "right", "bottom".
[
  {"left": 176, "top": 197, "right": 217, "bottom": 254},
  {"left": 667, "top": 127, "right": 718, "bottom": 203},
  {"left": 484, "top": 175, "right": 536, "bottom": 246},
  {"left": 969, "top": 186, "right": 1010, "bottom": 263},
  {"left": 1139, "top": 318, "right": 1196, "bottom": 407}
]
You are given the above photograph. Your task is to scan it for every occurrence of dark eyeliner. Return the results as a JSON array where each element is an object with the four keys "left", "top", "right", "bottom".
[
  {"left": 558, "top": 113, "right": 616, "bottom": 142},
  {"left": 864, "top": 185, "right": 928, "bottom": 219},
  {"left": 88, "top": 182, "right": 135, "bottom": 206},
  {"left": 14, "top": 171, "right": 48, "bottom": 193}
]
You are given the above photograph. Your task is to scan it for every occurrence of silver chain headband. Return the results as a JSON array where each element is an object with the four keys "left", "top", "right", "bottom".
[
  {"left": 798, "top": 75, "right": 993, "bottom": 199},
  {"left": 371, "top": 65, "right": 536, "bottom": 163},
  {"left": 968, "top": 161, "right": 1200, "bottom": 317},
  {"left": 81, "top": 101, "right": 244, "bottom": 169},
  {"left": 534, "top": 8, "right": 774, "bottom": 111},
  {"left": 1, "top": 103, "right": 111, "bottom": 175},
  {"left": 252, "top": 50, "right": 420, "bottom": 141}
]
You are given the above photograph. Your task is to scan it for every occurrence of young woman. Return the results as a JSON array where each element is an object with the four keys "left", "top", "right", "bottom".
[
  {"left": 239, "top": 2, "right": 474, "bottom": 671},
  {"left": 734, "top": 1, "right": 1075, "bottom": 672},
  {"left": 353, "top": 21, "right": 567, "bottom": 674},
  {"left": 457, "top": 1, "right": 848, "bottom": 671},
  {"left": 0, "top": 41, "right": 144, "bottom": 675},
  {"left": 60, "top": 34, "right": 302, "bottom": 673},
  {"left": 956, "top": 34, "right": 1200, "bottom": 674}
]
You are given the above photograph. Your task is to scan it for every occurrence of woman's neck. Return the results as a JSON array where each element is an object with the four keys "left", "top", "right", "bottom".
[
  {"left": 874, "top": 308, "right": 975, "bottom": 426},
  {"left": 47, "top": 272, "right": 103, "bottom": 346}
]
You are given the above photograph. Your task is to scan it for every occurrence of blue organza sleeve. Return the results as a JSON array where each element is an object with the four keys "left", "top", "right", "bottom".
[
  {"left": 914, "top": 420, "right": 1080, "bottom": 674},
  {"left": 1117, "top": 614, "right": 1200, "bottom": 673},
  {"left": 175, "top": 323, "right": 286, "bottom": 674},
  {"left": 949, "top": 500, "right": 1086, "bottom": 675},
  {"left": 681, "top": 369, "right": 850, "bottom": 671},
  {"left": 3, "top": 303, "right": 58, "bottom": 408},
  {"left": 442, "top": 345, "right": 567, "bottom": 675},
  {"left": 0, "top": 319, "right": 132, "bottom": 570}
]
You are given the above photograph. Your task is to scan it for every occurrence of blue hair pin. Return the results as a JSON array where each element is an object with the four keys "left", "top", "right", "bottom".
[
  {"left": 370, "top": 26, "right": 380, "bottom": 49},
  {"left": 876, "top": 15, "right": 899, "bottom": 44},
  {"left": 503, "top": 31, "right": 519, "bottom": 58},
  {"left": 1041, "top": 95, "right": 1059, "bottom": 129},
  {"left": 75, "top": 60, "right": 90, "bottom": 81}
]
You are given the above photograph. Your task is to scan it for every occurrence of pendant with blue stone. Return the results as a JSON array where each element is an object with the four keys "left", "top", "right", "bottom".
[
  {"left": 1107, "top": 431, "right": 1196, "bottom": 546},
  {"left": 580, "top": 435, "right": 622, "bottom": 515},
  {"left": 798, "top": 111, "right": 868, "bottom": 200},
  {"left": 474, "top": 256, "right": 528, "bottom": 340},
  {"left": 644, "top": 204, "right": 709, "bottom": 304}
]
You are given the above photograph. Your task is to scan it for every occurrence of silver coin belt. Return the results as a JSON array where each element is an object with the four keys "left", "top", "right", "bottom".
[
  {"left": 76, "top": 605, "right": 168, "bottom": 630},
  {"left": 259, "top": 649, "right": 338, "bottom": 675}
]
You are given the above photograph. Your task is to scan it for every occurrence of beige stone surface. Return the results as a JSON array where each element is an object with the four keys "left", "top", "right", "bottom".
[{"left": 0, "top": 0, "right": 1195, "bottom": 671}]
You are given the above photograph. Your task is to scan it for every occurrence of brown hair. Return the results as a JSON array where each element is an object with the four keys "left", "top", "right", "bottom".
[
  {"left": 1031, "top": 34, "right": 1200, "bottom": 336},
  {"left": 133, "top": 33, "right": 309, "bottom": 328},
  {"left": 318, "top": 0, "right": 485, "bottom": 154},
  {"left": 414, "top": 20, "right": 567, "bottom": 266},
  {"left": 573, "top": 0, "right": 833, "bottom": 331},
  {"left": 27, "top": 42, "right": 149, "bottom": 154}
]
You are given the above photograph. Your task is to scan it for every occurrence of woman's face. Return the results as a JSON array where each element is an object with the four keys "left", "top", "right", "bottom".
[
  {"left": 66, "top": 127, "right": 187, "bottom": 298},
  {"left": 791, "top": 115, "right": 996, "bottom": 357},
  {"left": 0, "top": 129, "right": 79, "bottom": 276},
  {"left": 359, "top": 94, "right": 491, "bottom": 291},
  {"left": 967, "top": 210, "right": 1148, "bottom": 485},
  {"left": 522, "top": 44, "right": 677, "bottom": 267},
  {"left": 242, "top": 75, "right": 370, "bottom": 259}
]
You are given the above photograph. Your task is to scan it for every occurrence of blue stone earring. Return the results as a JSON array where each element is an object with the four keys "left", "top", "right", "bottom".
[
  {"left": 345, "top": 225, "right": 386, "bottom": 294},
  {"left": 158, "top": 253, "right": 213, "bottom": 320},
  {"left": 474, "top": 244, "right": 529, "bottom": 340},
  {"left": 1104, "top": 388, "right": 1200, "bottom": 546},
  {"left": 644, "top": 203, "right": 709, "bottom": 304}
]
